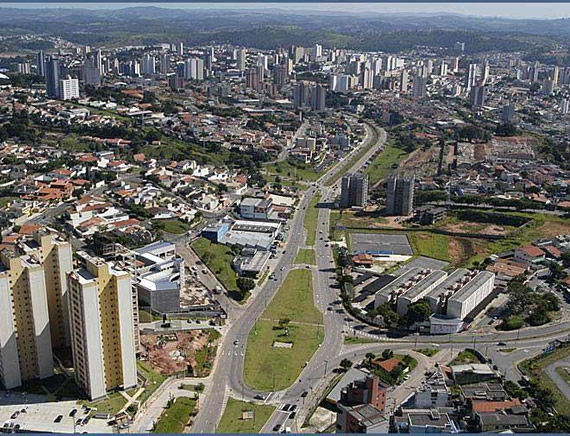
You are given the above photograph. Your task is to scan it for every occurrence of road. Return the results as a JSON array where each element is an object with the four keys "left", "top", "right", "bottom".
[
  {"left": 545, "top": 356, "right": 570, "bottom": 401},
  {"left": 189, "top": 121, "right": 386, "bottom": 433}
]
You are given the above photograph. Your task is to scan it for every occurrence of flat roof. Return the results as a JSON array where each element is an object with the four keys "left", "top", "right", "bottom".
[{"left": 400, "top": 270, "right": 447, "bottom": 301}]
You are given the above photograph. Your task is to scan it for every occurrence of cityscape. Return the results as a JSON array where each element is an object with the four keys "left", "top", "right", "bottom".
[{"left": 2, "top": 2, "right": 570, "bottom": 433}]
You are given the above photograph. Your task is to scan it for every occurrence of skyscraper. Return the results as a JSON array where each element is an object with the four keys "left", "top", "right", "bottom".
[
  {"left": 412, "top": 75, "right": 427, "bottom": 98},
  {"left": 469, "top": 85, "right": 487, "bottom": 107},
  {"left": 67, "top": 252, "right": 137, "bottom": 400},
  {"left": 237, "top": 48, "right": 247, "bottom": 71},
  {"left": 386, "top": 174, "right": 414, "bottom": 216},
  {"left": 294, "top": 81, "right": 309, "bottom": 109},
  {"left": 45, "top": 56, "right": 59, "bottom": 98},
  {"left": 142, "top": 54, "right": 156, "bottom": 76},
  {"left": 311, "top": 84, "right": 326, "bottom": 112},
  {"left": 37, "top": 50, "right": 45, "bottom": 77},
  {"left": 400, "top": 70, "right": 409, "bottom": 93},
  {"left": 82, "top": 57, "right": 101, "bottom": 87},
  {"left": 465, "top": 63, "right": 478, "bottom": 90},
  {"left": 340, "top": 173, "right": 368, "bottom": 208}
]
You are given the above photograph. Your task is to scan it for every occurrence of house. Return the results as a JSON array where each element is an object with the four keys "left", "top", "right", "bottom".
[
  {"left": 513, "top": 245, "right": 546, "bottom": 264},
  {"left": 476, "top": 411, "right": 534, "bottom": 432},
  {"left": 450, "top": 364, "right": 497, "bottom": 385}
]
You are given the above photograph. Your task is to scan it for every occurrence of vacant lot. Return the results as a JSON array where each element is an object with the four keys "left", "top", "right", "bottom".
[
  {"left": 244, "top": 269, "right": 323, "bottom": 390},
  {"left": 192, "top": 237, "right": 238, "bottom": 292},
  {"left": 217, "top": 398, "right": 275, "bottom": 433},
  {"left": 365, "top": 144, "right": 409, "bottom": 186}
]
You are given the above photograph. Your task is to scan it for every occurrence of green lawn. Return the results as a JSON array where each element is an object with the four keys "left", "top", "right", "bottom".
[
  {"left": 364, "top": 144, "right": 409, "bottom": 186},
  {"left": 0, "top": 196, "right": 17, "bottom": 208},
  {"left": 304, "top": 194, "right": 321, "bottom": 246},
  {"left": 450, "top": 350, "right": 481, "bottom": 365},
  {"left": 295, "top": 248, "right": 316, "bottom": 265},
  {"left": 153, "top": 218, "right": 191, "bottom": 235},
  {"left": 137, "top": 361, "right": 167, "bottom": 406},
  {"left": 262, "top": 269, "right": 322, "bottom": 324},
  {"left": 325, "top": 124, "right": 379, "bottom": 187},
  {"left": 191, "top": 237, "right": 238, "bottom": 292},
  {"left": 217, "top": 398, "right": 275, "bottom": 433},
  {"left": 244, "top": 269, "right": 324, "bottom": 391},
  {"left": 81, "top": 392, "right": 127, "bottom": 416},
  {"left": 153, "top": 397, "right": 197, "bottom": 433},
  {"left": 344, "top": 336, "right": 380, "bottom": 345}
]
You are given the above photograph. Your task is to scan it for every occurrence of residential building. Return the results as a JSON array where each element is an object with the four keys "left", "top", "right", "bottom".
[
  {"left": 386, "top": 174, "right": 414, "bottom": 216},
  {"left": 67, "top": 252, "right": 137, "bottom": 400},
  {"left": 393, "top": 408, "right": 458, "bottom": 433},
  {"left": 45, "top": 56, "right": 59, "bottom": 98},
  {"left": 513, "top": 245, "right": 546, "bottom": 264},
  {"left": 59, "top": 76, "right": 80, "bottom": 100},
  {"left": 0, "top": 250, "right": 54, "bottom": 389},
  {"left": 340, "top": 173, "right": 368, "bottom": 208}
]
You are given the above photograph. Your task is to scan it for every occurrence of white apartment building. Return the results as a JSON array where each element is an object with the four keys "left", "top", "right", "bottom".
[
  {"left": 59, "top": 76, "right": 80, "bottom": 100},
  {"left": 67, "top": 252, "right": 137, "bottom": 400}
]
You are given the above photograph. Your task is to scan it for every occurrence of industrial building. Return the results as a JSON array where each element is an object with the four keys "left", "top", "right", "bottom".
[
  {"left": 240, "top": 197, "right": 279, "bottom": 221},
  {"left": 396, "top": 270, "right": 448, "bottom": 316},
  {"left": 446, "top": 271, "right": 495, "bottom": 320},
  {"left": 425, "top": 269, "right": 473, "bottom": 313},
  {"left": 67, "top": 252, "right": 138, "bottom": 400},
  {"left": 374, "top": 268, "right": 434, "bottom": 309},
  {"left": 219, "top": 220, "right": 281, "bottom": 251}
]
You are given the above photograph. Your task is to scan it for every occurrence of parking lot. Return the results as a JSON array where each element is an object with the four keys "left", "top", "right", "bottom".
[
  {"left": 393, "top": 256, "right": 449, "bottom": 276},
  {"left": 351, "top": 233, "right": 413, "bottom": 256},
  {"left": 0, "top": 391, "right": 112, "bottom": 433}
]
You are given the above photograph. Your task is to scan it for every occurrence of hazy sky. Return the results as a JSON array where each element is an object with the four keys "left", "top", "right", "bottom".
[{"left": 2, "top": 2, "right": 570, "bottom": 19}]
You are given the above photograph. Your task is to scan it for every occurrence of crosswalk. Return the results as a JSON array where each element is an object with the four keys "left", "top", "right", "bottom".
[
  {"left": 345, "top": 326, "right": 400, "bottom": 342},
  {"left": 221, "top": 349, "right": 245, "bottom": 357}
]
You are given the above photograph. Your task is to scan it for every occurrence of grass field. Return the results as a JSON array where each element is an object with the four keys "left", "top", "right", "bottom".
[
  {"left": 153, "top": 218, "right": 191, "bottom": 235},
  {"left": 265, "top": 160, "right": 322, "bottom": 182},
  {"left": 408, "top": 232, "right": 451, "bottom": 262},
  {"left": 450, "top": 350, "right": 481, "bottom": 365},
  {"left": 414, "top": 348, "right": 439, "bottom": 357},
  {"left": 304, "top": 194, "right": 321, "bottom": 246},
  {"left": 364, "top": 144, "right": 409, "bottom": 185},
  {"left": 192, "top": 237, "right": 238, "bottom": 292},
  {"left": 295, "top": 248, "right": 316, "bottom": 265},
  {"left": 244, "top": 269, "right": 323, "bottom": 391},
  {"left": 137, "top": 361, "right": 168, "bottom": 406},
  {"left": 153, "top": 397, "right": 197, "bottom": 433},
  {"left": 217, "top": 398, "right": 275, "bottom": 433}
]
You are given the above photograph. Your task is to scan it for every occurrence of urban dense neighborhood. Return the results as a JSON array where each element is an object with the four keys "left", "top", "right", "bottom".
[{"left": 2, "top": 4, "right": 570, "bottom": 434}]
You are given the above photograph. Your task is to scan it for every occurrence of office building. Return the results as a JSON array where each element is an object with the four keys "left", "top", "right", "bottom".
[
  {"left": 37, "top": 50, "right": 45, "bottom": 77},
  {"left": 45, "top": 56, "right": 59, "bottom": 98},
  {"left": 0, "top": 250, "right": 54, "bottom": 389},
  {"left": 386, "top": 174, "right": 414, "bottom": 216},
  {"left": 59, "top": 76, "right": 80, "bottom": 100},
  {"left": 340, "top": 173, "right": 368, "bottom": 208},
  {"left": 446, "top": 271, "right": 495, "bottom": 320},
  {"left": 67, "top": 252, "right": 137, "bottom": 400}
]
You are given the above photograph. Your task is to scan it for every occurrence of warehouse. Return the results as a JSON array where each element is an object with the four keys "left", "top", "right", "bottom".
[
  {"left": 374, "top": 268, "right": 435, "bottom": 309},
  {"left": 446, "top": 271, "right": 495, "bottom": 320},
  {"left": 424, "top": 269, "right": 472, "bottom": 313},
  {"left": 396, "top": 270, "right": 448, "bottom": 316}
]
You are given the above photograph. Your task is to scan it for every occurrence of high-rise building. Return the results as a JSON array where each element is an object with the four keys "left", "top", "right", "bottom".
[
  {"left": 400, "top": 70, "right": 409, "bottom": 93},
  {"left": 142, "top": 54, "right": 156, "bottom": 76},
  {"left": 386, "top": 174, "right": 414, "bottom": 216},
  {"left": 237, "top": 48, "right": 247, "bottom": 71},
  {"left": 184, "top": 58, "right": 204, "bottom": 81},
  {"left": 67, "top": 252, "right": 137, "bottom": 400},
  {"left": 17, "top": 63, "right": 31, "bottom": 75},
  {"left": 450, "top": 57, "right": 459, "bottom": 73},
  {"left": 177, "top": 42, "right": 184, "bottom": 56},
  {"left": 17, "top": 230, "right": 73, "bottom": 349},
  {"left": 562, "top": 98, "right": 569, "bottom": 115},
  {"left": 502, "top": 104, "right": 515, "bottom": 122},
  {"left": 161, "top": 53, "right": 171, "bottom": 76},
  {"left": 59, "top": 76, "right": 80, "bottom": 100},
  {"left": 95, "top": 49, "right": 103, "bottom": 73},
  {"left": 0, "top": 250, "right": 54, "bottom": 389},
  {"left": 469, "top": 85, "right": 487, "bottom": 107},
  {"left": 37, "top": 51, "right": 45, "bottom": 77},
  {"left": 340, "top": 173, "right": 368, "bottom": 208},
  {"left": 294, "top": 81, "right": 309, "bottom": 109},
  {"left": 246, "top": 67, "right": 259, "bottom": 90},
  {"left": 311, "top": 84, "right": 326, "bottom": 112},
  {"left": 45, "top": 56, "right": 60, "bottom": 98},
  {"left": 82, "top": 57, "right": 101, "bottom": 87},
  {"left": 465, "top": 63, "right": 478, "bottom": 90},
  {"left": 438, "top": 61, "right": 448, "bottom": 77},
  {"left": 273, "top": 64, "right": 287, "bottom": 86},
  {"left": 481, "top": 61, "right": 490, "bottom": 85},
  {"left": 412, "top": 75, "right": 427, "bottom": 98}
]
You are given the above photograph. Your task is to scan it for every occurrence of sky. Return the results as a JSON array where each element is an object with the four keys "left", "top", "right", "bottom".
[{"left": 2, "top": 2, "right": 570, "bottom": 20}]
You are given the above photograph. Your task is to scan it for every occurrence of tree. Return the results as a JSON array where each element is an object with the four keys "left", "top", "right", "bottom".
[
  {"left": 365, "top": 352, "right": 375, "bottom": 365},
  {"left": 377, "top": 303, "right": 400, "bottom": 328},
  {"left": 237, "top": 277, "right": 255, "bottom": 293},
  {"left": 339, "top": 359, "right": 353, "bottom": 370},
  {"left": 278, "top": 318, "right": 291, "bottom": 329},
  {"left": 405, "top": 300, "right": 432, "bottom": 327},
  {"left": 382, "top": 349, "right": 394, "bottom": 360}
]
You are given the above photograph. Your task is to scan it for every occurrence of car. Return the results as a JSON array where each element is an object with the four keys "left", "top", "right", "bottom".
[
  {"left": 497, "top": 341, "right": 507, "bottom": 346},
  {"left": 280, "top": 267, "right": 285, "bottom": 271},
  {"left": 76, "top": 419, "right": 83, "bottom": 427},
  {"left": 327, "top": 307, "right": 332, "bottom": 311},
  {"left": 282, "top": 404, "right": 291, "bottom": 411},
  {"left": 289, "top": 405, "right": 297, "bottom": 411},
  {"left": 54, "top": 415, "right": 64, "bottom": 423},
  {"left": 289, "top": 412, "right": 297, "bottom": 419},
  {"left": 10, "top": 412, "right": 18, "bottom": 420},
  {"left": 272, "top": 425, "right": 281, "bottom": 432},
  {"left": 233, "top": 340, "right": 239, "bottom": 346},
  {"left": 301, "top": 391, "right": 308, "bottom": 398},
  {"left": 254, "top": 394, "right": 267, "bottom": 400}
]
